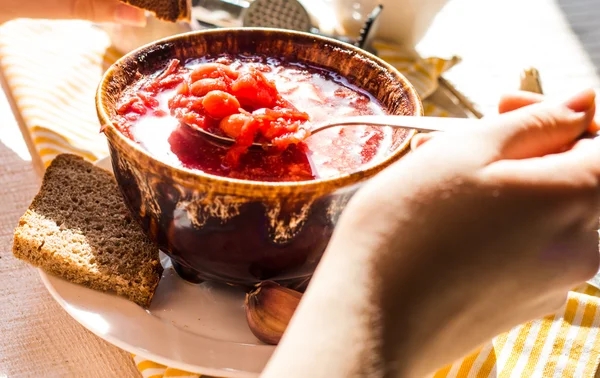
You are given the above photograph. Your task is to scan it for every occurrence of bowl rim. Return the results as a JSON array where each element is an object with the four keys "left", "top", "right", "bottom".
[{"left": 96, "top": 27, "right": 424, "bottom": 193}]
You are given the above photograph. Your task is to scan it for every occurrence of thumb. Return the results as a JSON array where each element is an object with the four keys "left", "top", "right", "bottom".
[
  {"left": 71, "top": 0, "right": 146, "bottom": 26},
  {"left": 498, "top": 91, "right": 545, "bottom": 114},
  {"left": 483, "top": 88, "right": 596, "bottom": 161},
  {"left": 410, "top": 132, "right": 440, "bottom": 151}
]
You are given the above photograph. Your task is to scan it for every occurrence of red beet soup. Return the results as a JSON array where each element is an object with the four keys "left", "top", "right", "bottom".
[
  {"left": 101, "top": 31, "right": 421, "bottom": 286},
  {"left": 113, "top": 54, "right": 392, "bottom": 182}
]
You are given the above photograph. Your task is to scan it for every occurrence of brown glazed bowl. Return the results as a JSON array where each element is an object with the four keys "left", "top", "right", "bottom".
[{"left": 96, "top": 28, "right": 423, "bottom": 286}]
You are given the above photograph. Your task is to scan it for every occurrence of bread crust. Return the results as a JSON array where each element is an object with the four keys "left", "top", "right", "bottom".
[
  {"left": 12, "top": 154, "right": 163, "bottom": 308},
  {"left": 120, "top": 0, "right": 192, "bottom": 23}
]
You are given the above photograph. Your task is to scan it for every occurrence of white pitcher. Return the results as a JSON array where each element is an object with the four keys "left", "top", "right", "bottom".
[{"left": 306, "top": 0, "right": 450, "bottom": 47}]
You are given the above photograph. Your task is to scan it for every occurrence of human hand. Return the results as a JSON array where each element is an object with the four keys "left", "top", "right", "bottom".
[
  {"left": 341, "top": 88, "right": 599, "bottom": 375},
  {"left": 412, "top": 90, "right": 599, "bottom": 150},
  {"left": 2, "top": 0, "right": 146, "bottom": 26},
  {"left": 262, "top": 89, "right": 600, "bottom": 378}
]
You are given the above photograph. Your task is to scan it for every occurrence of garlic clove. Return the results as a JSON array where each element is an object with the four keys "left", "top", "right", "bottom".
[{"left": 245, "top": 281, "right": 302, "bottom": 345}]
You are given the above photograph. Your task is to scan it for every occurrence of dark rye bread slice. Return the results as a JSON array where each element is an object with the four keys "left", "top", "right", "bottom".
[
  {"left": 121, "top": 0, "right": 192, "bottom": 23},
  {"left": 13, "top": 154, "right": 162, "bottom": 308}
]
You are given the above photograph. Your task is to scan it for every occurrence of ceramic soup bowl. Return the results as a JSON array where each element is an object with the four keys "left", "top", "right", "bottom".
[{"left": 96, "top": 28, "right": 423, "bottom": 286}]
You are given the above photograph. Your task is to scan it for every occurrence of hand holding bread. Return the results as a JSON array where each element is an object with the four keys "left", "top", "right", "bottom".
[{"left": 1, "top": 0, "right": 190, "bottom": 26}]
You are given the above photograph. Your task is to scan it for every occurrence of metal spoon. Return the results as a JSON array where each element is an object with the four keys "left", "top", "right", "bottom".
[{"left": 187, "top": 115, "right": 481, "bottom": 148}]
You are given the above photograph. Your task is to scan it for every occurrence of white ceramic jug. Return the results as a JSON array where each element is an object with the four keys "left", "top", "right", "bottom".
[{"left": 307, "top": 0, "right": 449, "bottom": 47}]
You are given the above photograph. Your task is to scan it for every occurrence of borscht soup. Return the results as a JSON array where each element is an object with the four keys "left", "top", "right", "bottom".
[
  {"left": 98, "top": 29, "right": 421, "bottom": 285},
  {"left": 113, "top": 54, "right": 392, "bottom": 182}
]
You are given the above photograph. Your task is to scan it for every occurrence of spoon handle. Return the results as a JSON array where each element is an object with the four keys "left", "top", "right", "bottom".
[{"left": 313, "top": 115, "right": 481, "bottom": 133}]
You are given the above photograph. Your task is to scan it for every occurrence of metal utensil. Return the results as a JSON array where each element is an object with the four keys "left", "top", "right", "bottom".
[
  {"left": 356, "top": 5, "right": 384, "bottom": 54},
  {"left": 185, "top": 114, "right": 480, "bottom": 148},
  {"left": 241, "top": 0, "right": 313, "bottom": 32}
]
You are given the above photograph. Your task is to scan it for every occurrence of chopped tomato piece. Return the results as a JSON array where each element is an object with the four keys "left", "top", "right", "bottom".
[
  {"left": 191, "top": 78, "right": 228, "bottom": 97},
  {"left": 190, "top": 63, "right": 239, "bottom": 82},
  {"left": 130, "top": 100, "right": 147, "bottom": 115},
  {"left": 188, "top": 97, "right": 205, "bottom": 113},
  {"left": 181, "top": 111, "right": 207, "bottom": 129},
  {"left": 156, "top": 59, "right": 180, "bottom": 81},
  {"left": 168, "top": 93, "right": 192, "bottom": 110},
  {"left": 231, "top": 69, "right": 278, "bottom": 109},
  {"left": 202, "top": 90, "right": 241, "bottom": 119},
  {"left": 177, "top": 81, "right": 189, "bottom": 95},
  {"left": 271, "top": 127, "right": 311, "bottom": 149},
  {"left": 237, "top": 116, "right": 261, "bottom": 147},
  {"left": 137, "top": 92, "right": 159, "bottom": 108},
  {"left": 154, "top": 75, "right": 184, "bottom": 90},
  {"left": 125, "top": 113, "right": 139, "bottom": 122},
  {"left": 117, "top": 96, "right": 140, "bottom": 114},
  {"left": 225, "top": 119, "right": 261, "bottom": 166},
  {"left": 143, "top": 59, "right": 184, "bottom": 93},
  {"left": 220, "top": 113, "right": 250, "bottom": 138},
  {"left": 260, "top": 119, "right": 302, "bottom": 140}
]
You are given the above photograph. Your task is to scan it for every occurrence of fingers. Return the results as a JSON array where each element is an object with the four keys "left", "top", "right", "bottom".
[
  {"left": 498, "top": 90, "right": 600, "bottom": 132},
  {"left": 498, "top": 91, "right": 545, "bottom": 114},
  {"left": 113, "top": 2, "right": 148, "bottom": 26},
  {"left": 482, "top": 89, "right": 597, "bottom": 161},
  {"left": 414, "top": 89, "right": 596, "bottom": 160},
  {"left": 410, "top": 133, "right": 439, "bottom": 151},
  {"left": 484, "top": 136, "right": 600, "bottom": 186},
  {"left": 11, "top": 0, "right": 148, "bottom": 26},
  {"left": 71, "top": 0, "right": 146, "bottom": 25}
]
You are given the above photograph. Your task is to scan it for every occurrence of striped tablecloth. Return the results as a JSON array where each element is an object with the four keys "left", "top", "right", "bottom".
[{"left": 1, "top": 18, "right": 600, "bottom": 378}]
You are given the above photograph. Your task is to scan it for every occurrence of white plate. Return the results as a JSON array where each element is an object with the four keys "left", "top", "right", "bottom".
[{"left": 38, "top": 156, "right": 275, "bottom": 378}]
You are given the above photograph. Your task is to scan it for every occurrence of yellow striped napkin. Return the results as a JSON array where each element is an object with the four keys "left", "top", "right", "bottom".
[{"left": 2, "top": 19, "right": 599, "bottom": 378}]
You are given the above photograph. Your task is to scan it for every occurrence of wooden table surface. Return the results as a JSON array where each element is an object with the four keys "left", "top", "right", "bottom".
[{"left": 1, "top": 0, "right": 599, "bottom": 376}]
